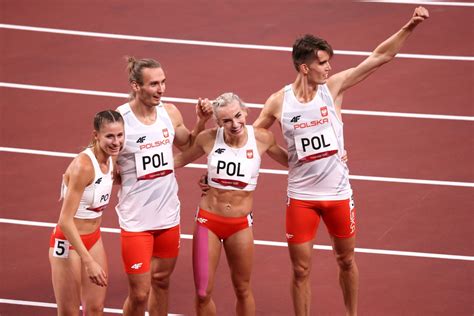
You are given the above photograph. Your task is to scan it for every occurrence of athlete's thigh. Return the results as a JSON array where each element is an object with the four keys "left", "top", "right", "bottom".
[
  {"left": 81, "top": 238, "right": 108, "bottom": 309},
  {"left": 49, "top": 248, "right": 82, "bottom": 308},
  {"left": 149, "top": 255, "right": 178, "bottom": 283},
  {"left": 121, "top": 230, "right": 154, "bottom": 274},
  {"left": 286, "top": 198, "right": 321, "bottom": 243},
  {"left": 321, "top": 198, "right": 356, "bottom": 239},
  {"left": 223, "top": 227, "right": 254, "bottom": 284},
  {"left": 193, "top": 223, "right": 223, "bottom": 296}
]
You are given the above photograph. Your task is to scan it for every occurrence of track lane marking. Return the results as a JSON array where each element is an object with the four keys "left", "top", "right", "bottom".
[
  {"left": 0, "top": 298, "right": 182, "bottom": 315},
  {"left": 1, "top": 23, "right": 473, "bottom": 61},
  {"left": 1, "top": 82, "right": 473, "bottom": 121},
  {"left": 1, "top": 218, "right": 472, "bottom": 261},
  {"left": 360, "top": 0, "right": 474, "bottom": 7},
  {"left": 1, "top": 146, "right": 473, "bottom": 187}
]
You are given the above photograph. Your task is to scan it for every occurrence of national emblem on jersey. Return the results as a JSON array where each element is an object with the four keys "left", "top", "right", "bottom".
[
  {"left": 246, "top": 149, "right": 253, "bottom": 159},
  {"left": 320, "top": 106, "right": 328, "bottom": 117}
]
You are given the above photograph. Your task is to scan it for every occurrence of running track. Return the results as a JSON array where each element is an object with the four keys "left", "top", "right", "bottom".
[{"left": 1, "top": 1, "right": 473, "bottom": 315}]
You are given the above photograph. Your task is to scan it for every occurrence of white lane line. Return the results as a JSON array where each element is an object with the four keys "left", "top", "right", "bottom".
[
  {"left": 2, "top": 82, "right": 473, "bottom": 122},
  {"left": 1, "top": 23, "right": 473, "bottom": 61},
  {"left": 1, "top": 218, "right": 472, "bottom": 261},
  {"left": 1, "top": 146, "right": 473, "bottom": 187},
  {"left": 360, "top": 0, "right": 474, "bottom": 7},
  {"left": 0, "top": 298, "right": 183, "bottom": 315}
]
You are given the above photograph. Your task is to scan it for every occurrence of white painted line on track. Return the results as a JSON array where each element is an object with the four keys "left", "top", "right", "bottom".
[
  {"left": 1, "top": 218, "right": 472, "bottom": 261},
  {"left": 1, "top": 146, "right": 473, "bottom": 187},
  {"left": 0, "top": 298, "right": 183, "bottom": 315},
  {"left": 1, "top": 23, "right": 473, "bottom": 61},
  {"left": 360, "top": 0, "right": 474, "bottom": 7},
  {"left": 2, "top": 82, "right": 473, "bottom": 121}
]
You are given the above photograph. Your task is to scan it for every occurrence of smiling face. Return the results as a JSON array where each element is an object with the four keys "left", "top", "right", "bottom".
[
  {"left": 215, "top": 99, "right": 247, "bottom": 137},
  {"left": 93, "top": 121, "right": 124, "bottom": 157},
  {"left": 133, "top": 67, "right": 166, "bottom": 107}
]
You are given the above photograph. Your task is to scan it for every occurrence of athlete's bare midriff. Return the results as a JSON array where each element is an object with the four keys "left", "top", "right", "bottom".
[{"left": 199, "top": 187, "right": 253, "bottom": 217}]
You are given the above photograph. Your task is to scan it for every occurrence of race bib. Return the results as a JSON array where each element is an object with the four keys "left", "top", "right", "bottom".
[
  {"left": 53, "top": 238, "right": 70, "bottom": 258},
  {"left": 135, "top": 149, "right": 174, "bottom": 180},
  {"left": 294, "top": 127, "right": 338, "bottom": 162},
  {"left": 87, "top": 177, "right": 112, "bottom": 212},
  {"left": 209, "top": 156, "right": 251, "bottom": 189}
]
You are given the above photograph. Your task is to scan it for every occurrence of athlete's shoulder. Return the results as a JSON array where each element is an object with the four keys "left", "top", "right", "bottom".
[
  {"left": 266, "top": 88, "right": 285, "bottom": 106},
  {"left": 66, "top": 151, "right": 95, "bottom": 185}
]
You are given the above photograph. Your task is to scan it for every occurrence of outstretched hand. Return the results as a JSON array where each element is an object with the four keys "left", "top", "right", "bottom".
[
  {"left": 409, "top": 6, "right": 429, "bottom": 27},
  {"left": 196, "top": 98, "right": 213, "bottom": 121}
]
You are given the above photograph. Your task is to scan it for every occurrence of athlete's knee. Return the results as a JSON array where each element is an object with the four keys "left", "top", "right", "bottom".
[
  {"left": 84, "top": 302, "right": 105, "bottom": 315},
  {"left": 128, "top": 286, "right": 150, "bottom": 305},
  {"left": 195, "top": 288, "right": 213, "bottom": 305},
  {"left": 232, "top": 280, "right": 252, "bottom": 300},
  {"left": 150, "top": 271, "right": 172, "bottom": 290},
  {"left": 335, "top": 249, "right": 356, "bottom": 271},
  {"left": 292, "top": 261, "right": 311, "bottom": 282}
]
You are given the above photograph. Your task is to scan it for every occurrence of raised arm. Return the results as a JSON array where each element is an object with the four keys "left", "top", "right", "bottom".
[
  {"left": 328, "top": 6, "right": 429, "bottom": 105},
  {"left": 167, "top": 98, "right": 213, "bottom": 151},
  {"left": 57, "top": 155, "right": 107, "bottom": 287}
]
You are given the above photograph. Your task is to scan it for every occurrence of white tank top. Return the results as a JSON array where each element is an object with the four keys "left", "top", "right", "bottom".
[
  {"left": 60, "top": 148, "right": 114, "bottom": 219},
  {"left": 116, "top": 102, "right": 180, "bottom": 231},
  {"left": 280, "top": 84, "right": 352, "bottom": 200},
  {"left": 207, "top": 125, "right": 261, "bottom": 191}
]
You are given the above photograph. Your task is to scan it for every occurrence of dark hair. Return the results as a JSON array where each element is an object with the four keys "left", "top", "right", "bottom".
[
  {"left": 125, "top": 56, "right": 162, "bottom": 99},
  {"left": 292, "top": 34, "right": 333, "bottom": 72},
  {"left": 90, "top": 110, "right": 124, "bottom": 147}
]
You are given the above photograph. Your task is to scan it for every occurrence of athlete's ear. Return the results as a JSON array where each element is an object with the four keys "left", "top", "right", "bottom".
[
  {"left": 131, "top": 81, "right": 139, "bottom": 92},
  {"left": 242, "top": 106, "right": 249, "bottom": 117},
  {"left": 93, "top": 129, "right": 99, "bottom": 141},
  {"left": 300, "top": 64, "right": 309, "bottom": 75}
]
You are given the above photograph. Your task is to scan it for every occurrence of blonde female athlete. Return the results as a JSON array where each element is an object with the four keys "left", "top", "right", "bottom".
[
  {"left": 174, "top": 93, "right": 287, "bottom": 316},
  {"left": 49, "top": 110, "right": 124, "bottom": 315}
]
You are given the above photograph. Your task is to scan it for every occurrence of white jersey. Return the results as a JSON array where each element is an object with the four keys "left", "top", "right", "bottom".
[
  {"left": 207, "top": 125, "right": 261, "bottom": 191},
  {"left": 280, "top": 84, "right": 352, "bottom": 200},
  {"left": 60, "top": 148, "right": 114, "bottom": 219},
  {"left": 116, "top": 102, "right": 180, "bottom": 231}
]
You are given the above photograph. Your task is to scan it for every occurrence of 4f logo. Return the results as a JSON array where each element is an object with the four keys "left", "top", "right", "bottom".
[
  {"left": 95, "top": 177, "right": 102, "bottom": 184},
  {"left": 215, "top": 148, "right": 226, "bottom": 154},
  {"left": 162, "top": 129, "right": 169, "bottom": 138},
  {"left": 290, "top": 115, "right": 301, "bottom": 123},
  {"left": 131, "top": 263, "right": 143, "bottom": 270},
  {"left": 320, "top": 106, "right": 328, "bottom": 117},
  {"left": 137, "top": 136, "right": 146, "bottom": 143},
  {"left": 246, "top": 149, "right": 253, "bottom": 159}
]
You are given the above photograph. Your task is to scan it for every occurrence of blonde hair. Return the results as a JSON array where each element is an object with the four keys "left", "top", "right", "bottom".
[{"left": 211, "top": 92, "right": 247, "bottom": 120}]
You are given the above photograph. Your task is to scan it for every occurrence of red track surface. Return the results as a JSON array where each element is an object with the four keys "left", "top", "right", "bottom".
[{"left": 1, "top": 1, "right": 473, "bottom": 315}]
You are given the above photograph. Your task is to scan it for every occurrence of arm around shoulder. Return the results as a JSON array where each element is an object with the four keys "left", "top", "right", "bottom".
[
  {"left": 253, "top": 90, "right": 284, "bottom": 129},
  {"left": 255, "top": 127, "right": 288, "bottom": 167},
  {"left": 174, "top": 128, "right": 214, "bottom": 168}
]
